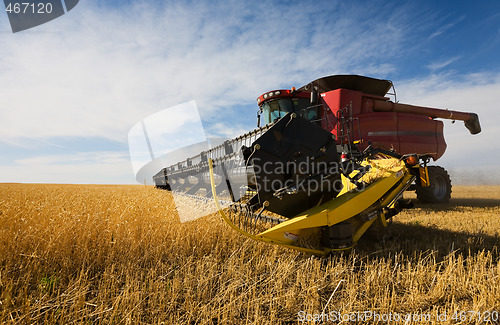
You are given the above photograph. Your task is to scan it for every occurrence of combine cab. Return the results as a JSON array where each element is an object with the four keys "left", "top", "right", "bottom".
[{"left": 153, "top": 75, "right": 481, "bottom": 255}]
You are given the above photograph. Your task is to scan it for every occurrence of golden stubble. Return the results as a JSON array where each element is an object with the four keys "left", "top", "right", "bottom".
[{"left": 0, "top": 184, "right": 498, "bottom": 324}]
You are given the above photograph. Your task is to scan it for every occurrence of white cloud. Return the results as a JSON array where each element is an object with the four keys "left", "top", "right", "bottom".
[
  {"left": 205, "top": 122, "right": 250, "bottom": 140},
  {"left": 2, "top": 151, "right": 135, "bottom": 184},
  {"left": 395, "top": 72, "right": 500, "bottom": 183},
  {"left": 14, "top": 151, "right": 128, "bottom": 166},
  {"left": 428, "top": 15, "right": 466, "bottom": 39},
  {"left": 427, "top": 56, "right": 461, "bottom": 71},
  {"left": 0, "top": 0, "right": 412, "bottom": 145}
]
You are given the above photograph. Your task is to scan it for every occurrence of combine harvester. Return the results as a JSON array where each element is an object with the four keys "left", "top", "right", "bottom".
[{"left": 153, "top": 75, "right": 481, "bottom": 255}]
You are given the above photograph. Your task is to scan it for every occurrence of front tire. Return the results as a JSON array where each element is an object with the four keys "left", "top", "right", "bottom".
[{"left": 416, "top": 166, "right": 452, "bottom": 203}]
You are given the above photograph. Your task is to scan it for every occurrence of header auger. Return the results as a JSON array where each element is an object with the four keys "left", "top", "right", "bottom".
[{"left": 154, "top": 75, "right": 481, "bottom": 255}]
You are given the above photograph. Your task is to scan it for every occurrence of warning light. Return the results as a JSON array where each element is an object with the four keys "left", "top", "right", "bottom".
[{"left": 405, "top": 156, "right": 418, "bottom": 166}]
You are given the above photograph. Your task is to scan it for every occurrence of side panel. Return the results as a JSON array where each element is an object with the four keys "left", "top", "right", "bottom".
[
  {"left": 397, "top": 114, "right": 446, "bottom": 160},
  {"left": 320, "top": 89, "right": 363, "bottom": 141},
  {"left": 353, "top": 112, "right": 400, "bottom": 153},
  {"left": 351, "top": 113, "right": 446, "bottom": 160},
  {"left": 435, "top": 120, "right": 447, "bottom": 160},
  {"left": 320, "top": 88, "right": 447, "bottom": 160}
]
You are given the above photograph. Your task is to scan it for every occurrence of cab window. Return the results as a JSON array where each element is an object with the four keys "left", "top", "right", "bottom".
[
  {"left": 260, "top": 97, "right": 312, "bottom": 125},
  {"left": 260, "top": 99, "right": 293, "bottom": 125}
]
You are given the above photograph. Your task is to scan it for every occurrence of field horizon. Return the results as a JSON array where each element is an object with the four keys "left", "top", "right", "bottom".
[{"left": 0, "top": 183, "right": 499, "bottom": 324}]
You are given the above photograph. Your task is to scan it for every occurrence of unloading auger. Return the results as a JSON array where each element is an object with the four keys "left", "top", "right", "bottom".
[{"left": 153, "top": 75, "right": 481, "bottom": 255}]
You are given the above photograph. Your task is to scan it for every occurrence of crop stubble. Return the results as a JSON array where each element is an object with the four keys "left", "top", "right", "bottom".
[{"left": 0, "top": 183, "right": 499, "bottom": 324}]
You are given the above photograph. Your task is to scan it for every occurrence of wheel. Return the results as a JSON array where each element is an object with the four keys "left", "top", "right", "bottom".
[{"left": 416, "top": 166, "right": 452, "bottom": 203}]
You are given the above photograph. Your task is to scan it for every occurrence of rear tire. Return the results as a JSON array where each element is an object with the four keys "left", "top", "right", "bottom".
[{"left": 416, "top": 166, "right": 451, "bottom": 203}]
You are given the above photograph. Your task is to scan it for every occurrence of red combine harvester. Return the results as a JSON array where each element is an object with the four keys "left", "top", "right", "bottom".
[
  {"left": 153, "top": 75, "right": 481, "bottom": 254},
  {"left": 256, "top": 75, "right": 481, "bottom": 203}
]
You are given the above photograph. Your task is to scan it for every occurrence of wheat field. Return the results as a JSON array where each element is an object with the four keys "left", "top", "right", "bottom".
[{"left": 0, "top": 183, "right": 499, "bottom": 324}]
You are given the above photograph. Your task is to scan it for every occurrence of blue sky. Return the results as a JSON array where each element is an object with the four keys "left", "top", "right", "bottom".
[{"left": 0, "top": 0, "right": 499, "bottom": 184}]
